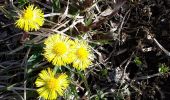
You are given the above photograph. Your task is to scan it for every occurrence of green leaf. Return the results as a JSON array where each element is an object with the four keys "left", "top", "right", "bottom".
[
  {"left": 52, "top": 0, "right": 61, "bottom": 11},
  {"left": 27, "top": 51, "right": 43, "bottom": 74},
  {"left": 101, "top": 69, "right": 108, "bottom": 76},
  {"left": 18, "top": 0, "right": 28, "bottom": 5},
  {"left": 23, "top": 44, "right": 43, "bottom": 74},
  {"left": 65, "top": 84, "right": 79, "bottom": 99},
  {"left": 158, "top": 64, "right": 169, "bottom": 74},
  {"left": 85, "top": 15, "right": 93, "bottom": 26},
  {"left": 134, "top": 56, "right": 142, "bottom": 66}
]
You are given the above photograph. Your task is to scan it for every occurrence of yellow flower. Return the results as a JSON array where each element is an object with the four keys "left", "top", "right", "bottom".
[
  {"left": 35, "top": 68, "right": 69, "bottom": 100},
  {"left": 15, "top": 4, "right": 44, "bottom": 32},
  {"left": 72, "top": 39, "right": 93, "bottom": 70},
  {"left": 44, "top": 34, "right": 74, "bottom": 66}
]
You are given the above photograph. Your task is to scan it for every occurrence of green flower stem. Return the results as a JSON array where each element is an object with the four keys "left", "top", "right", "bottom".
[
  {"left": 65, "top": 66, "right": 91, "bottom": 98},
  {"left": 53, "top": 66, "right": 60, "bottom": 74},
  {"left": 78, "top": 71, "right": 91, "bottom": 98}
]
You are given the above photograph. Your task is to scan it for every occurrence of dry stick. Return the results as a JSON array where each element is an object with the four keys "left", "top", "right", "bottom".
[
  {"left": 133, "top": 72, "right": 170, "bottom": 80},
  {"left": 144, "top": 28, "right": 170, "bottom": 56},
  {"left": 129, "top": 81, "right": 142, "bottom": 95},
  {"left": 153, "top": 38, "right": 170, "bottom": 56},
  {"left": 104, "top": 9, "right": 131, "bottom": 62},
  {"left": 59, "top": 0, "right": 69, "bottom": 22},
  {"left": 53, "top": 20, "right": 70, "bottom": 30},
  {"left": 44, "top": 13, "right": 83, "bottom": 19},
  {"left": 0, "top": 32, "right": 23, "bottom": 42},
  {"left": 9, "top": 45, "right": 25, "bottom": 55},
  {"left": 79, "top": 0, "right": 102, "bottom": 14},
  {"left": 95, "top": 3, "right": 101, "bottom": 13},
  {"left": 8, "top": 35, "right": 45, "bottom": 55},
  {"left": 71, "top": 81, "right": 84, "bottom": 91},
  {"left": 117, "top": 9, "right": 131, "bottom": 45},
  {"left": 120, "top": 52, "right": 134, "bottom": 84},
  {"left": 35, "top": 0, "right": 52, "bottom": 9},
  {"left": 42, "top": 28, "right": 77, "bottom": 41},
  {"left": 21, "top": 48, "right": 31, "bottom": 100},
  {"left": 45, "top": 14, "right": 83, "bottom": 32},
  {"left": 91, "top": 0, "right": 126, "bottom": 29},
  {"left": 61, "top": 19, "right": 84, "bottom": 33},
  {"left": 117, "top": 52, "right": 134, "bottom": 97},
  {"left": 12, "top": 89, "right": 24, "bottom": 100},
  {"left": 155, "top": 85, "right": 165, "bottom": 100},
  {"left": 0, "top": 85, "right": 36, "bottom": 91}
]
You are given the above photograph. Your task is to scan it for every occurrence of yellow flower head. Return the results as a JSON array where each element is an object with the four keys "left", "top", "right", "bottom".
[
  {"left": 35, "top": 68, "right": 69, "bottom": 100},
  {"left": 44, "top": 34, "right": 75, "bottom": 66},
  {"left": 15, "top": 4, "right": 44, "bottom": 32},
  {"left": 72, "top": 39, "right": 93, "bottom": 70}
]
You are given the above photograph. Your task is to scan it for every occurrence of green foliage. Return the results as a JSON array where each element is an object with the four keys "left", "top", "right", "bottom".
[
  {"left": 64, "top": 84, "right": 79, "bottom": 100},
  {"left": 27, "top": 53, "right": 42, "bottom": 66},
  {"left": 158, "top": 63, "right": 169, "bottom": 74},
  {"left": 27, "top": 45, "right": 44, "bottom": 74},
  {"left": 18, "top": 0, "right": 28, "bottom": 5},
  {"left": 52, "top": 0, "right": 61, "bottom": 11},
  {"left": 85, "top": 15, "right": 93, "bottom": 26},
  {"left": 27, "top": 53, "right": 43, "bottom": 74},
  {"left": 134, "top": 56, "right": 142, "bottom": 66},
  {"left": 101, "top": 68, "right": 108, "bottom": 76}
]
